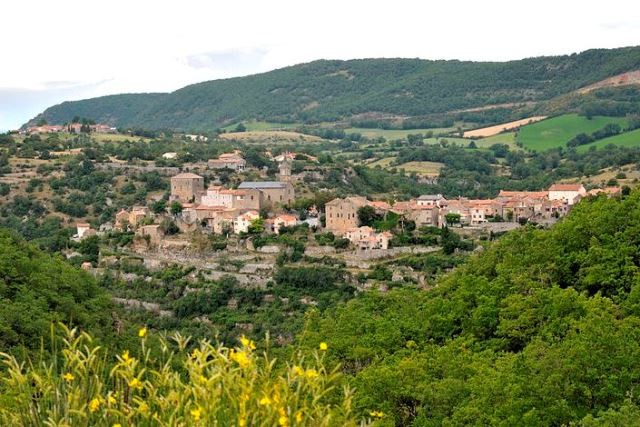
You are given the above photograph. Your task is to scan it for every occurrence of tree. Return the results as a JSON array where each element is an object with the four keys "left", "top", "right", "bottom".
[
  {"left": 444, "top": 213, "right": 461, "bottom": 226},
  {"left": 247, "top": 218, "right": 264, "bottom": 234},
  {"left": 151, "top": 199, "right": 167, "bottom": 214},
  {"left": 357, "top": 205, "right": 379, "bottom": 227},
  {"left": 170, "top": 201, "right": 183, "bottom": 216},
  {"left": 235, "top": 123, "right": 247, "bottom": 132}
]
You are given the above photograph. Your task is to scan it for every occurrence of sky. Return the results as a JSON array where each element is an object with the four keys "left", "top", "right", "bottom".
[{"left": 1, "top": 0, "right": 640, "bottom": 131}]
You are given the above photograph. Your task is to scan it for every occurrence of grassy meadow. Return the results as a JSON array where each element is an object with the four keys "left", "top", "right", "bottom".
[
  {"left": 517, "top": 114, "right": 629, "bottom": 151},
  {"left": 344, "top": 127, "right": 459, "bottom": 140},
  {"left": 576, "top": 128, "right": 640, "bottom": 152}
]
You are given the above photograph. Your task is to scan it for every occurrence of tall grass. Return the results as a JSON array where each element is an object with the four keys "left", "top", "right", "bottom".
[{"left": 0, "top": 325, "right": 370, "bottom": 426}]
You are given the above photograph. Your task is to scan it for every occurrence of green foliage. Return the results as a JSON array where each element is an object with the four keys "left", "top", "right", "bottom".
[
  {"left": 357, "top": 206, "right": 378, "bottom": 227},
  {"left": 518, "top": 114, "right": 628, "bottom": 151},
  {"left": 304, "top": 190, "right": 640, "bottom": 424},
  {"left": 275, "top": 266, "right": 347, "bottom": 291},
  {"left": 247, "top": 218, "right": 265, "bottom": 234},
  {"left": 33, "top": 47, "right": 640, "bottom": 130},
  {"left": 170, "top": 201, "right": 183, "bottom": 216},
  {"left": 0, "top": 229, "right": 111, "bottom": 353}
]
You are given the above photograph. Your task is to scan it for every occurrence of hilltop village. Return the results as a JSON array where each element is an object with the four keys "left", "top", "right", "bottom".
[{"left": 97, "top": 150, "right": 620, "bottom": 254}]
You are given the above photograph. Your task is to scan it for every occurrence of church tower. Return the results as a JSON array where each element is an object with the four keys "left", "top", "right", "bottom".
[{"left": 278, "top": 152, "right": 292, "bottom": 182}]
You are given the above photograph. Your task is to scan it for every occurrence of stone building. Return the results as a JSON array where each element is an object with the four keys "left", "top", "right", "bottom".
[
  {"left": 325, "top": 196, "right": 369, "bottom": 235},
  {"left": 170, "top": 173, "right": 205, "bottom": 203},
  {"left": 237, "top": 181, "right": 295, "bottom": 206}
]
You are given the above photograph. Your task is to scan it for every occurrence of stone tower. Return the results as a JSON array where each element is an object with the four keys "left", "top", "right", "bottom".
[{"left": 278, "top": 153, "right": 292, "bottom": 182}]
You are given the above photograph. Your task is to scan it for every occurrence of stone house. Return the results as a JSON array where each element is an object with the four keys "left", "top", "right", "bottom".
[
  {"left": 201, "top": 185, "right": 262, "bottom": 210},
  {"left": 137, "top": 224, "right": 164, "bottom": 245},
  {"left": 325, "top": 196, "right": 369, "bottom": 235},
  {"left": 237, "top": 181, "right": 295, "bottom": 207},
  {"left": 345, "top": 226, "right": 392, "bottom": 250},
  {"left": 273, "top": 214, "right": 298, "bottom": 234},
  {"left": 170, "top": 173, "right": 205, "bottom": 203},
  {"left": 75, "top": 223, "right": 95, "bottom": 240},
  {"left": 208, "top": 152, "right": 246, "bottom": 171},
  {"left": 415, "top": 194, "right": 447, "bottom": 208},
  {"left": 129, "top": 206, "right": 151, "bottom": 228}
]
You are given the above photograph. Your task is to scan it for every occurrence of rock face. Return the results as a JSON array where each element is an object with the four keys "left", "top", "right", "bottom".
[{"left": 112, "top": 297, "right": 173, "bottom": 317}]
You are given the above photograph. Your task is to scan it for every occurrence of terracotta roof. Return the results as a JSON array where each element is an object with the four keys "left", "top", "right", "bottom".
[
  {"left": 498, "top": 190, "right": 548, "bottom": 198},
  {"left": 549, "top": 184, "right": 584, "bottom": 192},
  {"left": 370, "top": 201, "right": 392, "bottom": 210},
  {"left": 275, "top": 214, "right": 297, "bottom": 222}
]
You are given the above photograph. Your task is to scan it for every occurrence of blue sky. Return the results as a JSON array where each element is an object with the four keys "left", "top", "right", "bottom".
[{"left": 1, "top": 0, "right": 639, "bottom": 131}]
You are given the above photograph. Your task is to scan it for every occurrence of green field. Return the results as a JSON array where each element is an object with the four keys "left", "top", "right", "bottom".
[
  {"left": 577, "top": 128, "right": 640, "bottom": 152},
  {"left": 474, "top": 132, "right": 518, "bottom": 148},
  {"left": 344, "top": 127, "right": 459, "bottom": 140},
  {"left": 422, "top": 137, "right": 469, "bottom": 146},
  {"left": 222, "top": 121, "right": 299, "bottom": 132},
  {"left": 396, "top": 161, "right": 444, "bottom": 175},
  {"left": 517, "top": 114, "right": 629, "bottom": 151},
  {"left": 368, "top": 156, "right": 396, "bottom": 167}
]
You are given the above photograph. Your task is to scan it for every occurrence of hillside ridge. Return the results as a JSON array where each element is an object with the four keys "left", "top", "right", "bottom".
[{"left": 27, "top": 46, "right": 640, "bottom": 131}]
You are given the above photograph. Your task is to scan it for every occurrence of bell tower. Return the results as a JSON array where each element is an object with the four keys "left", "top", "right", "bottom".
[{"left": 278, "top": 152, "right": 292, "bottom": 182}]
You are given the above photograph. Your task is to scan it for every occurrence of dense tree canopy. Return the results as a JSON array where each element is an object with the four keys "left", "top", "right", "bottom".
[
  {"left": 303, "top": 191, "right": 640, "bottom": 425},
  {"left": 31, "top": 47, "right": 640, "bottom": 130},
  {"left": 0, "top": 229, "right": 111, "bottom": 352}
]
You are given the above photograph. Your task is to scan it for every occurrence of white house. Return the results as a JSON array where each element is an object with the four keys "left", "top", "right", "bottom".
[
  {"left": 233, "top": 211, "right": 260, "bottom": 234},
  {"left": 548, "top": 184, "right": 587, "bottom": 205},
  {"left": 273, "top": 214, "right": 297, "bottom": 234}
]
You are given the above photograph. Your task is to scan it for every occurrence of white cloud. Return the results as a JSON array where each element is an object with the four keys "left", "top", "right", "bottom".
[{"left": 1, "top": 0, "right": 639, "bottom": 130}]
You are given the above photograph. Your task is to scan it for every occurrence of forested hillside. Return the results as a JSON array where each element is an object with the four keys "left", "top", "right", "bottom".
[
  {"left": 0, "top": 230, "right": 112, "bottom": 353},
  {"left": 30, "top": 46, "right": 640, "bottom": 130},
  {"left": 302, "top": 191, "right": 640, "bottom": 425}
]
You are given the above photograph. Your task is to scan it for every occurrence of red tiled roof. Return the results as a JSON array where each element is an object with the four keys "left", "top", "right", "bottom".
[{"left": 549, "top": 184, "right": 584, "bottom": 192}]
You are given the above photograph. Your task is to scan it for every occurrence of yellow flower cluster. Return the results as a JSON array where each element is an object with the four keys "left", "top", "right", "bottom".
[
  {"left": 370, "top": 410, "right": 385, "bottom": 418},
  {"left": 229, "top": 349, "right": 252, "bottom": 368},
  {"left": 0, "top": 325, "right": 362, "bottom": 426}
]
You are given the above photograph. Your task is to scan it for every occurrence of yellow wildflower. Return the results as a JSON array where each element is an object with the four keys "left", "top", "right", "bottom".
[
  {"left": 138, "top": 401, "right": 150, "bottom": 414},
  {"left": 108, "top": 394, "right": 117, "bottom": 405},
  {"left": 279, "top": 415, "right": 289, "bottom": 426},
  {"left": 138, "top": 327, "right": 147, "bottom": 338},
  {"left": 129, "top": 378, "right": 143, "bottom": 390},
  {"left": 239, "top": 419, "right": 247, "bottom": 427},
  {"left": 370, "top": 410, "right": 385, "bottom": 418},
  {"left": 63, "top": 372, "right": 74, "bottom": 382},
  {"left": 305, "top": 368, "right": 319, "bottom": 379},
  {"left": 121, "top": 350, "right": 133, "bottom": 364},
  {"left": 230, "top": 350, "right": 251, "bottom": 368},
  {"left": 292, "top": 365, "right": 304, "bottom": 377},
  {"left": 259, "top": 396, "right": 272, "bottom": 406},
  {"left": 191, "top": 407, "right": 202, "bottom": 421},
  {"left": 295, "top": 411, "right": 303, "bottom": 423},
  {"left": 240, "top": 335, "right": 256, "bottom": 350},
  {"left": 89, "top": 397, "right": 101, "bottom": 413},
  {"left": 112, "top": 424, "right": 122, "bottom": 427},
  {"left": 319, "top": 342, "right": 328, "bottom": 351}
]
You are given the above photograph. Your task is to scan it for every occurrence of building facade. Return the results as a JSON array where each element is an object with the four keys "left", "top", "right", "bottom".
[{"left": 170, "top": 173, "right": 205, "bottom": 203}]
